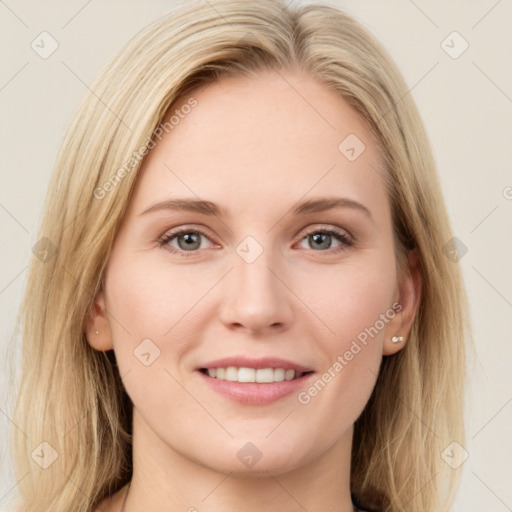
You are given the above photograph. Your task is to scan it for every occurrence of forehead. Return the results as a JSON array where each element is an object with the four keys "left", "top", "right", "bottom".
[{"left": 129, "top": 69, "right": 387, "bottom": 219}]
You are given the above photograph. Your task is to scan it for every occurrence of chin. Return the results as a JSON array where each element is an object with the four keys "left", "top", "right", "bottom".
[{"left": 196, "top": 442, "right": 310, "bottom": 477}]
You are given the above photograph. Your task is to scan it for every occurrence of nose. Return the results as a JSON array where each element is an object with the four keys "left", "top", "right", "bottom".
[{"left": 219, "top": 247, "right": 294, "bottom": 335}]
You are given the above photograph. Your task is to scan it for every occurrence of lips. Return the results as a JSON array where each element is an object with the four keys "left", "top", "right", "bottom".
[
  {"left": 197, "top": 356, "right": 313, "bottom": 373},
  {"left": 196, "top": 356, "right": 315, "bottom": 405}
]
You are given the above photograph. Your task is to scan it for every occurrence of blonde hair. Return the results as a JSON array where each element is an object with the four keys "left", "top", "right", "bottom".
[{"left": 8, "top": 1, "right": 471, "bottom": 510}]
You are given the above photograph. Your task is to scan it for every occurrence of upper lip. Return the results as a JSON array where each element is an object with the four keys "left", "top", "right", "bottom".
[{"left": 197, "top": 356, "right": 313, "bottom": 372}]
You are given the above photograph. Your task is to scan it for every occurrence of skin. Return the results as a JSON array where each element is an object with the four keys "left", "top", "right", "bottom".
[{"left": 89, "top": 69, "right": 421, "bottom": 512}]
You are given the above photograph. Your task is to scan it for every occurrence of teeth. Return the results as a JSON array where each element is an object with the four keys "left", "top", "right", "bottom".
[
  {"left": 225, "top": 366, "right": 238, "bottom": 381},
  {"left": 273, "top": 368, "right": 285, "bottom": 382},
  {"left": 238, "top": 367, "right": 256, "bottom": 382},
  {"left": 204, "top": 367, "right": 304, "bottom": 383}
]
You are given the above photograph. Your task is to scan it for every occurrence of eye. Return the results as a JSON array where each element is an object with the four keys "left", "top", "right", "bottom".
[
  {"left": 158, "top": 227, "right": 215, "bottom": 257},
  {"left": 296, "top": 227, "right": 354, "bottom": 253},
  {"left": 158, "top": 225, "right": 355, "bottom": 258}
]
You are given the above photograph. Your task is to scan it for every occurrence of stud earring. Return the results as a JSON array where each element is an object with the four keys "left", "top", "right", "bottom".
[
  {"left": 391, "top": 335, "right": 403, "bottom": 343},
  {"left": 94, "top": 330, "right": 99, "bottom": 335}
]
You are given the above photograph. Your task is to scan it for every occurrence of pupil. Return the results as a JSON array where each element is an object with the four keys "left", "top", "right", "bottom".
[
  {"left": 311, "top": 233, "right": 330, "bottom": 250},
  {"left": 179, "top": 233, "right": 200, "bottom": 250}
]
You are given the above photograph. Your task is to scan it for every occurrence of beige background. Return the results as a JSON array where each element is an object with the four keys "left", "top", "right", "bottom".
[{"left": 1, "top": 0, "right": 511, "bottom": 510}]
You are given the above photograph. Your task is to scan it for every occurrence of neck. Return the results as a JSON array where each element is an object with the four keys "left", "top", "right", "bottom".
[{"left": 123, "top": 408, "right": 356, "bottom": 512}]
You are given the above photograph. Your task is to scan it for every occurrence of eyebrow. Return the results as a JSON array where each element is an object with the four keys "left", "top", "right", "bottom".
[{"left": 139, "top": 196, "right": 373, "bottom": 221}]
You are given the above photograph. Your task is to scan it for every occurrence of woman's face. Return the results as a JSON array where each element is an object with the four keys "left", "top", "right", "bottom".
[{"left": 89, "top": 69, "right": 418, "bottom": 476}]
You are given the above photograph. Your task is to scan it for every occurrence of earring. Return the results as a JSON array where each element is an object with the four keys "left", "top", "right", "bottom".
[
  {"left": 391, "top": 335, "right": 403, "bottom": 343},
  {"left": 94, "top": 330, "right": 99, "bottom": 335}
]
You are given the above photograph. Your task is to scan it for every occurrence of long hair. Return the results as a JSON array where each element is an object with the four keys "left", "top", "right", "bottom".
[{"left": 7, "top": 1, "right": 471, "bottom": 510}]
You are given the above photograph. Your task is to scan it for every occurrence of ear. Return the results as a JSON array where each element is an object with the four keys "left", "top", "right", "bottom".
[
  {"left": 85, "top": 289, "right": 114, "bottom": 351},
  {"left": 383, "top": 248, "right": 422, "bottom": 356}
]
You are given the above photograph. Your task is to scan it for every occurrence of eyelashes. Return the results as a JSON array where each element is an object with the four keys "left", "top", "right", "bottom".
[
  {"left": 158, "top": 229, "right": 213, "bottom": 257},
  {"left": 299, "top": 226, "right": 354, "bottom": 252},
  {"left": 158, "top": 225, "right": 355, "bottom": 258}
]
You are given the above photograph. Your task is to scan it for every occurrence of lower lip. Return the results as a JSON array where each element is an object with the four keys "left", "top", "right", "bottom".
[{"left": 197, "top": 371, "right": 315, "bottom": 405}]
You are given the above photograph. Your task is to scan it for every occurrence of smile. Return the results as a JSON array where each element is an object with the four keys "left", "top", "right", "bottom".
[
  {"left": 197, "top": 368, "right": 315, "bottom": 405},
  {"left": 199, "top": 367, "right": 309, "bottom": 383}
]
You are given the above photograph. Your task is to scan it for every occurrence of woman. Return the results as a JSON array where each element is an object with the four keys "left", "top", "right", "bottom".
[{"left": 9, "top": 0, "right": 471, "bottom": 511}]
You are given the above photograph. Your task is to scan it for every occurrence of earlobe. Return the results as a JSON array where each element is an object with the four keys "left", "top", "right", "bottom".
[
  {"left": 85, "top": 290, "right": 114, "bottom": 351},
  {"left": 383, "top": 248, "right": 422, "bottom": 356}
]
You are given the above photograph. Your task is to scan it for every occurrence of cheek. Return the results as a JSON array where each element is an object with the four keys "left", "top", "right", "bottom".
[
  {"left": 102, "top": 254, "right": 204, "bottom": 411},
  {"left": 295, "top": 255, "right": 396, "bottom": 422},
  {"left": 104, "top": 252, "right": 211, "bottom": 344},
  {"left": 302, "top": 253, "right": 397, "bottom": 349}
]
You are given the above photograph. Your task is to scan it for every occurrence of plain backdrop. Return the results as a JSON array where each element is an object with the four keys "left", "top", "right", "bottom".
[{"left": 1, "top": 0, "right": 511, "bottom": 510}]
